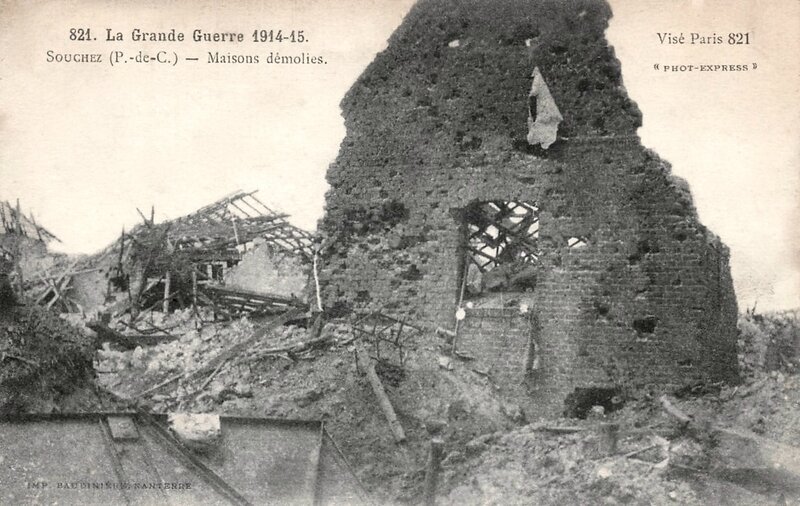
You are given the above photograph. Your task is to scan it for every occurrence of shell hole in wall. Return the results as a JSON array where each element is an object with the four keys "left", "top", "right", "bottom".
[
  {"left": 592, "top": 299, "right": 610, "bottom": 319},
  {"left": 563, "top": 387, "right": 624, "bottom": 419},
  {"left": 633, "top": 315, "right": 658, "bottom": 334}
]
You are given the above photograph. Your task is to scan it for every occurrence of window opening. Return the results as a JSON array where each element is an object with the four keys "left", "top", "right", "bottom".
[{"left": 462, "top": 200, "right": 541, "bottom": 296}]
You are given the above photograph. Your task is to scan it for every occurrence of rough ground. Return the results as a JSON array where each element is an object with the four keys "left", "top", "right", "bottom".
[
  {"left": 93, "top": 309, "right": 523, "bottom": 503},
  {"left": 434, "top": 310, "right": 800, "bottom": 505},
  {"left": 437, "top": 371, "right": 800, "bottom": 505},
  {"left": 84, "top": 308, "right": 800, "bottom": 504},
  {"left": 3, "top": 298, "right": 799, "bottom": 505}
]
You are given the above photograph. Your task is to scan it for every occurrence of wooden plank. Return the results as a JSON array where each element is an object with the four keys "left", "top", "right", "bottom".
[
  {"left": 163, "top": 271, "right": 171, "bottom": 313},
  {"left": 423, "top": 438, "right": 444, "bottom": 506},
  {"left": 356, "top": 351, "right": 406, "bottom": 443},
  {"left": 87, "top": 321, "right": 178, "bottom": 349}
]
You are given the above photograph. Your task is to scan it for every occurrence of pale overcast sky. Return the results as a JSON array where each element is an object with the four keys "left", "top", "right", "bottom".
[{"left": 1, "top": 0, "right": 797, "bottom": 310}]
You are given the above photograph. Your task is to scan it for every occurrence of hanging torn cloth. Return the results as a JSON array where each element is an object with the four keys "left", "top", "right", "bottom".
[{"left": 526, "top": 67, "right": 563, "bottom": 149}]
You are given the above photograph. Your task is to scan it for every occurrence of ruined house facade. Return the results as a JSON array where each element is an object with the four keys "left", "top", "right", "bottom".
[{"left": 319, "top": 0, "right": 739, "bottom": 403}]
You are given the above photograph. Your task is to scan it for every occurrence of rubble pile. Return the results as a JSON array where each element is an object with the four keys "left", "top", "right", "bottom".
[
  {"left": 34, "top": 301, "right": 791, "bottom": 505},
  {"left": 94, "top": 309, "right": 313, "bottom": 407},
  {"left": 0, "top": 183, "right": 796, "bottom": 505},
  {"left": 3, "top": 266, "right": 799, "bottom": 504},
  {"left": 671, "top": 370, "right": 800, "bottom": 448},
  {"left": 436, "top": 362, "right": 800, "bottom": 505},
  {"left": 90, "top": 308, "right": 528, "bottom": 502},
  {"left": 440, "top": 425, "right": 701, "bottom": 506}
]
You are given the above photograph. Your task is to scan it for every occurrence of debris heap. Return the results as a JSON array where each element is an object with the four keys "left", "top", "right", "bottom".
[{"left": 36, "top": 190, "right": 313, "bottom": 319}]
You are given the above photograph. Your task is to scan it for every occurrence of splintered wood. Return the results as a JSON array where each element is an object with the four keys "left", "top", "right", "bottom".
[
  {"left": 464, "top": 200, "right": 540, "bottom": 273},
  {"left": 356, "top": 350, "right": 406, "bottom": 444},
  {"left": 351, "top": 311, "right": 422, "bottom": 368}
]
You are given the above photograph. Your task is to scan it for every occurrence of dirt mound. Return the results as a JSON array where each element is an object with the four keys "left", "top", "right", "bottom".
[
  {"left": 0, "top": 303, "right": 96, "bottom": 413},
  {"left": 51, "top": 303, "right": 800, "bottom": 504}
]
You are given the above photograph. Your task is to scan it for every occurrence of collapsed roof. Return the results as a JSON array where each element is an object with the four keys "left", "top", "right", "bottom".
[
  {"left": 0, "top": 200, "right": 59, "bottom": 243},
  {"left": 157, "top": 190, "right": 314, "bottom": 260},
  {"left": 23, "top": 190, "right": 314, "bottom": 316}
]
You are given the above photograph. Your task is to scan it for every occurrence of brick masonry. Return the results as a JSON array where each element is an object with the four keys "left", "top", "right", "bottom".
[
  {"left": 457, "top": 307, "right": 534, "bottom": 399},
  {"left": 318, "top": 0, "right": 740, "bottom": 405}
]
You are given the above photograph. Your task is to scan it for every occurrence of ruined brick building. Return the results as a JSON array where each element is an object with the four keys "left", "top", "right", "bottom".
[{"left": 319, "top": 0, "right": 739, "bottom": 405}]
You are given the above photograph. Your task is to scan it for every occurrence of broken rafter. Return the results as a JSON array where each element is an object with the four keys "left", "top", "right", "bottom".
[
  {"left": 227, "top": 200, "right": 254, "bottom": 218},
  {"left": 465, "top": 199, "right": 541, "bottom": 272},
  {"left": 491, "top": 217, "right": 539, "bottom": 241},
  {"left": 30, "top": 213, "right": 43, "bottom": 242},
  {"left": 46, "top": 275, "right": 73, "bottom": 310},
  {"left": 168, "top": 213, "right": 294, "bottom": 252},
  {"left": 189, "top": 190, "right": 256, "bottom": 219},
  {"left": 356, "top": 350, "right": 406, "bottom": 443},
  {"left": 352, "top": 312, "right": 420, "bottom": 367},
  {"left": 352, "top": 311, "right": 424, "bottom": 332},
  {"left": 241, "top": 193, "right": 272, "bottom": 214},
  {"left": 1, "top": 353, "right": 40, "bottom": 367}
]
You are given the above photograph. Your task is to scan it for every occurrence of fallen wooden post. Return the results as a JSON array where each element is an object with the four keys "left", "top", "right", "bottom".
[
  {"left": 357, "top": 350, "right": 406, "bottom": 443},
  {"left": 598, "top": 422, "right": 619, "bottom": 456},
  {"left": 163, "top": 271, "right": 171, "bottom": 314},
  {"left": 529, "top": 424, "right": 586, "bottom": 434},
  {"left": 87, "top": 321, "right": 178, "bottom": 350},
  {"left": 134, "top": 307, "right": 305, "bottom": 399},
  {"left": 135, "top": 371, "right": 183, "bottom": 398},
  {"left": 184, "top": 307, "right": 305, "bottom": 383},
  {"left": 423, "top": 437, "right": 444, "bottom": 506},
  {"left": 659, "top": 395, "right": 692, "bottom": 426},
  {"left": 620, "top": 444, "right": 660, "bottom": 460},
  {"left": 253, "top": 334, "right": 332, "bottom": 358},
  {"left": 1, "top": 353, "right": 40, "bottom": 367}
]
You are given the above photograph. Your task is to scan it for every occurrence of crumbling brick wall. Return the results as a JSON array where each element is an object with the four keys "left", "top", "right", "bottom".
[
  {"left": 457, "top": 308, "right": 534, "bottom": 399},
  {"left": 319, "top": 0, "right": 739, "bottom": 402}
]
